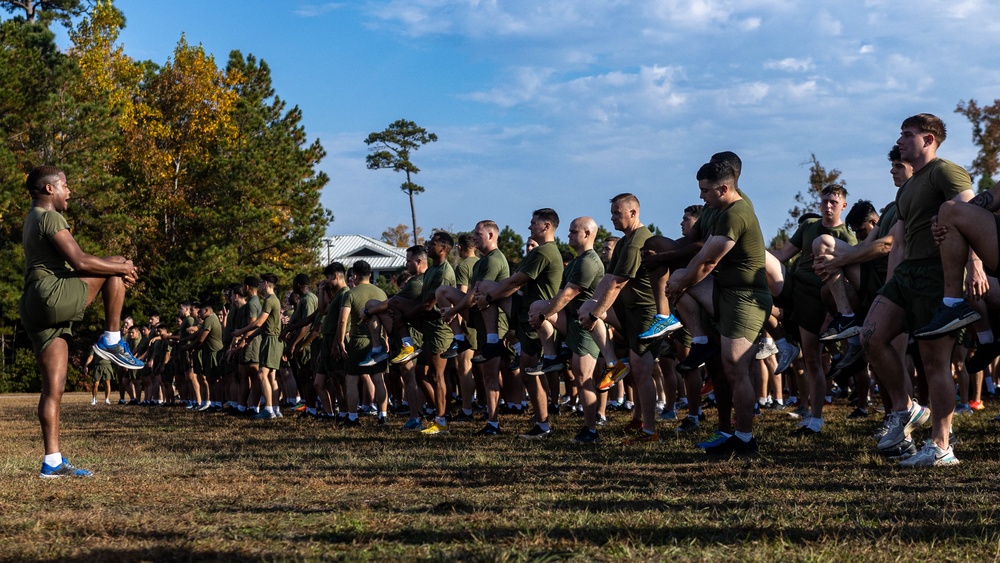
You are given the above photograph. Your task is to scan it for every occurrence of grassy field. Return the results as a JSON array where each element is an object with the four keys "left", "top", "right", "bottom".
[{"left": 2, "top": 391, "right": 1000, "bottom": 562}]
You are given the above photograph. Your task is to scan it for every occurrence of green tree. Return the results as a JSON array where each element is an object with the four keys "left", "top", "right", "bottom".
[
  {"left": 364, "top": 119, "right": 437, "bottom": 245},
  {"left": 498, "top": 225, "right": 524, "bottom": 269},
  {"left": 779, "top": 153, "right": 844, "bottom": 235},
  {"left": 955, "top": 98, "right": 1000, "bottom": 192},
  {"left": 0, "top": 0, "right": 84, "bottom": 28}
]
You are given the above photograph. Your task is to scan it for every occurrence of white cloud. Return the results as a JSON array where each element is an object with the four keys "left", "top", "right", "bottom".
[
  {"left": 293, "top": 3, "right": 343, "bottom": 17},
  {"left": 859, "top": 44, "right": 874, "bottom": 54},
  {"left": 764, "top": 58, "right": 814, "bottom": 72},
  {"left": 739, "top": 17, "right": 762, "bottom": 31},
  {"left": 816, "top": 11, "right": 842, "bottom": 35}
]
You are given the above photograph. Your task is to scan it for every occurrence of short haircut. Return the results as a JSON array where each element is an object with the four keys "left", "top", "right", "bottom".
[
  {"left": 476, "top": 220, "right": 499, "bottom": 235},
  {"left": 532, "top": 208, "right": 560, "bottom": 229},
  {"left": 260, "top": 273, "right": 279, "bottom": 286},
  {"left": 846, "top": 200, "right": 878, "bottom": 230},
  {"left": 293, "top": 273, "right": 310, "bottom": 287},
  {"left": 610, "top": 193, "right": 639, "bottom": 207},
  {"left": 696, "top": 161, "right": 736, "bottom": 185},
  {"left": 683, "top": 204, "right": 704, "bottom": 217},
  {"left": 324, "top": 262, "right": 346, "bottom": 278},
  {"left": 232, "top": 285, "right": 246, "bottom": 298},
  {"left": 155, "top": 323, "right": 168, "bottom": 332},
  {"left": 798, "top": 212, "right": 821, "bottom": 224},
  {"left": 178, "top": 301, "right": 191, "bottom": 308},
  {"left": 406, "top": 245, "right": 427, "bottom": 260},
  {"left": 431, "top": 231, "right": 454, "bottom": 250},
  {"left": 25, "top": 165, "right": 63, "bottom": 195},
  {"left": 821, "top": 184, "right": 849, "bottom": 199},
  {"left": 901, "top": 113, "right": 947, "bottom": 144},
  {"left": 888, "top": 145, "right": 902, "bottom": 162},
  {"left": 457, "top": 233, "right": 473, "bottom": 250},
  {"left": 353, "top": 260, "right": 372, "bottom": 279},
  {"left": 603, "top": 235, "right": 620, "bottom": 245},
  {"left": 710, "top": 151, "right": 742, "bottom": 179},
  {"left": 560, "top": 250, "right": 574, "bottom": 263},
  {"left": 243, "top": 275, "right": 259, "bottom": 288}
]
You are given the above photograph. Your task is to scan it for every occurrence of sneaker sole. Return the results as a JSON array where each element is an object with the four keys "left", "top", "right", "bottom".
[
  {"left": 638, "top": 322, "right": 683, "bottom": 341},
  {"left": 818, "top": 325, "right": 863, "bottom": 342},
  {"left": 914, "top": 312, "right": 982, "bottom": 339},
  {"left": 92, "top": 344, "right": 144, "bottom": 370},
  {"left": 391, "top": 352, "right": 420, "bottom": 365}
]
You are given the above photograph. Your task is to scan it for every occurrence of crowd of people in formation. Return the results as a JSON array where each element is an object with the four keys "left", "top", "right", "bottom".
[{"left": 22, "top": 112, "right": 1000, "bottom": 478}]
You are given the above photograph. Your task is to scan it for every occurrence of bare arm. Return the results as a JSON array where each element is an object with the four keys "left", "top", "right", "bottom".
[{"left": 667, "top": 235, "right": 736, "bottom": 300}]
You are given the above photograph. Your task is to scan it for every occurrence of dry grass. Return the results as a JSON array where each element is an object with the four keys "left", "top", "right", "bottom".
[{"left": 2, "top": 392, "right": 1000, "bottom": 561}]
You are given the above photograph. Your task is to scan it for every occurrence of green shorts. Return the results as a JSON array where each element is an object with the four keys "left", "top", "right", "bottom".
[
  {"left": 201, "top": 348, "right": 222, "bottom": 381},
  {"left": 346, "top": 337, "right": 378, "bottom": 376},
  {"left": 259, "top": 335, "right": 282, "bottom": 370},
  {"left": 565, "top": 317, "right": 598, "bottom": 359},
  {"left": 19, "top": 273, "right": 89, "bottom": 355},
  {"left": 790, "top": 276, "right": 825, "bottom": 335},
  {"left": 517, "top": 320, "right": 543, "bottom": 358},
  {"left": 92, "top": 361, "right": 115, "bottom": 382},
  {"left": 240, "top": 336, "right": 261, "bottom": 365},
  {"left": 612, "top": 301, "right": 660, "bottom": 358},
  {"left": 877, "top": 258, "right": 944, "bottom": 332},
  {"left": 421, "top": 317, "right": 453, "bottom": 356},
  {"left": 712, "top": 286, "right": 770, "bottom": 341}
]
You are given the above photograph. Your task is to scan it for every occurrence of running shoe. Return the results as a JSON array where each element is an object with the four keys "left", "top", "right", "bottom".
[
  {"left": 673, "top": 416, "right": 700, "bottom": 434},
  {"left": 420, "top": 421, "right": 449, "bottom": 435},
  {"left": 637, "top": 314, "right": 683, "bottom": 341},
  {"left": 92, "top": 334, "right": 144, "bottom": 370},
  {"left": 525, "top": 357, "right": 564, "bottom": 376},
  {"left": 877, "top": 404, "right": 930, "bottom": 450},
  {"left": 471, "top": 342, "right": 503, "bottom": 364},
  {"left": 624, "top": 430, "right": 660, "bottom": 445},
  {"left": 819, "top": 314, "right": 862, "bottom": 342},
  {"left": 970, "top": 399, "right": 985, "bottom": 411},
  {"left": 914, "top": 301, "right": 981, "bottom": 339},
  {"left": 39, "top": 457, "right": 92, "bottom": 479},
  {"left": 440, "top": 338, "right": 473, "bottom": 359},
  {"left": 659, "top": 409, "right": 677, "bottom": 421},
  {"left": 624, "top": 418, "right": 644, "bottom": 432},
  {"left": 359, "top": 348, "right": 389, "bottom": 367},
  {"left": 518, "top": 424, "right": 551, "bottom": 440},
  {"left": 695, "top": 431, "right": 731, "bottom": 449},
  {"left": 755, "top": 340, "right": 779, "bottom": 360},
  {"left": 391, "top": 345, "right": 421, "bottom": 364},
  {"left": 571, "top": 426, "right": 600, "bottom": 444},
  {"left": 597, "top": 361, "right": 630, "bottom": 391},
  {"left": 90, "top": 397, "right": 96, "bottom": 406},
  {"left": 954, "top": 403, "right": 973, "bottom": 415},
  {"left": 967, "top": 341, "right": 1000, "bottom": 374},
  {"left": 704, "top": 434, "right": 759, "bottom": 457},
  {"left": 253, "top": 409, "right": 277, "bottom": 419},
  {"left": 898, "top": 440, "right": 960, "bottom": 467},
  {"left": 775, "top": 341, "right": 800, "bottom": 374},
  {"left": 402, "top": 417, "right": 423, "bottom": 431},
  {"left": 475, "top": 423, "right": 500, "bottom": 436}
]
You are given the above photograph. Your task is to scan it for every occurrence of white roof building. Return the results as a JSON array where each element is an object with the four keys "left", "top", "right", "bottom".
[{"left": 318, "top": 235, "right": 407, "bottom": 280}]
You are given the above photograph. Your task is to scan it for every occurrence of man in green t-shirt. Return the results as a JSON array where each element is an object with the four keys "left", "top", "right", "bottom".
[
  {"left": 335, "top": 260, "right": 389, "bottom": 427},
  {"left": 283, "top": 273, "right": 319, "bottom": 415},
  {"left": 769, "top": 185, "right": 856, "bottom": 435},
  {"left": 233, "top": 274, "right": 283, "bottom": 419},
  {"left": 527, "top": 216, "right": 605, "bottom": 443},
  {"left": 439, "top": 220, "right": 511, "bottom": 435},
  {"left": 667, "top": 161, "right": 771, "bottom": 457},
  {"left": 475, "top": 209, "right": 564, "bottom": 439},
  {"left": 862, "top": 114, "right": 977, "bottom": 467},
  {"left": 580, "top": 194, "right": 661, "bottom": 444},
  {"left": 20, "top": 166, "right": 143, "bottom": 478},
  {"left": 185, "top": 301, "right": 224, "bottom": 410}
]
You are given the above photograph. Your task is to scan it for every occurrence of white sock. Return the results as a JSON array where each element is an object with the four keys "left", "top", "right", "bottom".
[
  {"left": 978, "top": 330, "right": 995, "bottom": 345},
  {"left": 654, "top": 314, "right": 668, "bottom": 320},
  {"left": 401, "top": 337, "right": 414, "bottom": 347},
  {"left": 692, "top": 335, "right": 709, "bottom": 345},
  {"left": 943, "top": 297, "right": 964, "bottom": 307},
  {"left": 103, "top": 331, "right": 121, "bottom": 345},
  {"left": 486, "top": 333, "right": 500, "bottom": 344},
  {"left": 734, "top": 431, "right": 753, "bottom": 442},
  {"left": 44, "top": 453, "right": 62, "bottom": 467},
  {"left": 454, "top": 334, "right": 466, "bottom": 342},
  {"left": 842, "top": 312, "right": 854, "bottom": 318},
  {"left": 538, "top": 421, "right": 550, "bottom": 432},
  {"left": 264, "top": 405, "right": 274, "bottom": 414}
]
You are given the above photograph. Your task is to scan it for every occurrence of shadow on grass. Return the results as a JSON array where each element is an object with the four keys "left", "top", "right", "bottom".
[{"left": 50, "top": 547, "right": 266, "bottom": 562}]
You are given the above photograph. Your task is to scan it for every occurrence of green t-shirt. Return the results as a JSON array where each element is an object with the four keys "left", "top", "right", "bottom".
[
  {"left": 397, "top": 274, "right": 423, "bottom": 301},
  {"left": 223, "top": 302, "right": 237, "bottom": 346},
  {"left": 455, "top": 256, "right": 478, "bottom": 289},
  {"left": 692, "top": 187, "right": 754, "bottom": 243},
  {"left": 261, "top": 293, "right": 282, "bottom": 337},
  {"left": 872, "top": 201, "right": 899, "bottom": 282},
  {"left": 200, "top": 312, "right": 224, "bottom": 352},
  {"left": 470, "top": 248, "right": 510, "bottom": 334},
  {"left": 290, "top": 290, "right": 318, "bottom": 326},
  {"left": 608, "top": 226, "right": 655, "bottom": 309},
  {"left": 516, "top": 241, "right": 563, "bottom": 317},
  {"left": 322, "top": 286, "right": 350, "bottom": 336},
  {"left": 789, "top": 219, "right": 857, "bottom": 289},
  {"left": 344, "top": 283, "right": 388, "bottom": 341},
  {"left": 563, "top": 248, "right": 604, "bottom": 317},
  {"left": 712, "top": 198, "right": 769, "bottom": 291},
  {"left": 23, "top": 207, "right": 73, "bottom": 285},
  {"left": 896, "top": 158, "right": 971, "bottom": 261},
  {"left": 421, "top": 260, "right": 456, "bottom": 315}
]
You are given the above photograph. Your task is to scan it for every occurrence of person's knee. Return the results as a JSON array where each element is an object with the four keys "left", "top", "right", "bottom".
[{"left": 812, "top": 234, "right": 836, "bottom": 257}]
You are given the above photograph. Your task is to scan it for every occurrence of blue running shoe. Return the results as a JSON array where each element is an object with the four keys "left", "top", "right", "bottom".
[
  {"left": 92, "top": 334, "right": 143, "bottom": 370},
  {"left": 695, "top": 431, "right": 732, "bottom": 450},
  {"left": 638, "top": 314, "right": 683, "bottom": 341},
  {"left": 402, "top": 417, "right": 423, "bottom": 431},
  {"left": 39, "top": 457, "right": 92, "bottom": 478}
]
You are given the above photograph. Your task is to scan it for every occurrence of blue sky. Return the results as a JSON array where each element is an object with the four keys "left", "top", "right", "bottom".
[{"left": 60, "top": 1, "right": 1000, "bottom": 242}]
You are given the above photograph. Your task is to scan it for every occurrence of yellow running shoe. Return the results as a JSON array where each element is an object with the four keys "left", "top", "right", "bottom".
[
  {"left": 420, "top": 421, "right": 449, "bottom": 435},
  {"left": 391, "top": 345, "right": 421, "bottom": 364},
  {"left": 597, "top": 362, "right": 630, "bottom": 391}
]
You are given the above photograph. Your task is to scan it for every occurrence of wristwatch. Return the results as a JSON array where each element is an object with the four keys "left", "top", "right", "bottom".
[{"left": 485, "top": 294, "right": 493, "bottom": 304}]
